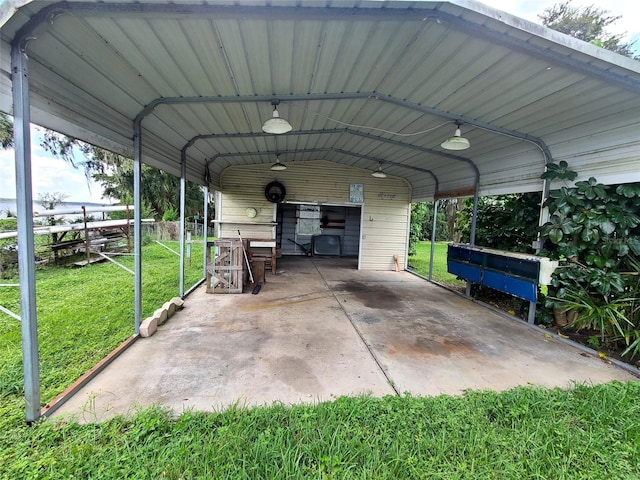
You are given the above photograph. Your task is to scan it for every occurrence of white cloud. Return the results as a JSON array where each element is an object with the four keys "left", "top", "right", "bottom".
[
  {"left": 0, "top": 148, "right": 105, "bottom": 203},
  {"left": 1, "top": 125, "right": 107, "bottom": 203}
]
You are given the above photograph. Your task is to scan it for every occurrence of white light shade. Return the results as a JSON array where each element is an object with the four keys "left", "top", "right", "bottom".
[
  {"left": 270, "top": 157, "right": 287, "bottom": 171},
  {"left": 371, "top": 168, "right": 387, "bottom": 178},
  {"left": 262, "top": 108, "right": 292, "bottom": 134},
  {"left": 441, "top": 128, "right": 470, "bottom": 150}
]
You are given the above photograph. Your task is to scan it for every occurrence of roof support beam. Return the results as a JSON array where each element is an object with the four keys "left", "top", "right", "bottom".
[
  {"left": 143, "top": 93, "right": 549, "bottom": 186},
  {"left": 142, "top": 92, "right": 551, "bottom": 165},
  {"left": 205, "top": 148, "right": 440, "bottom": 192},
  {"left": 202, "top": 186, "right": 209, "bottom": 281},
  {"left": 182, "top": 127, "right": 477, "bottom": 187}
]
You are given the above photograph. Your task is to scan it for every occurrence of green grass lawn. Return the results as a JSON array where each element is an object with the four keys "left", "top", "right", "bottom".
[
  {"left": 408, "top": 241, "right": 465, "bottom": 287},
  {"left": 2, "top": 382, "right": 639, "bottom": 479},
  {"left": 0, "top": 241, "right": 205, "bottom": 423},
  {"left": 1, "top": 240, "right": 639, "bottom": 478}
]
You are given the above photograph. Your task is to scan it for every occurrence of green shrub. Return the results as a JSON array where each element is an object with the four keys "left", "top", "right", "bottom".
[
  {"left": 0, "top": 218, "right": 17, "bottom": 231},
  {"left": 538, "top": 162, "right": 640, "bottom": 358},
  {"left": 162, "top": 207, "right": 179, "bottom": 222}
]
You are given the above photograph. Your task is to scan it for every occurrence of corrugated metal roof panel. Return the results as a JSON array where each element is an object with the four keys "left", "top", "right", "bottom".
[{"left": 1, "top": 0, "right": 638, "bottom": 201}]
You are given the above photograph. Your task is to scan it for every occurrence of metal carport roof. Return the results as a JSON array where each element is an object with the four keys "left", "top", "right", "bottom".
[
  {"left": 2, "top": 0, "right": 639, "bottom": 201},
  {"left": 2, "top": 0, "right": 640, "bottom": 423}
]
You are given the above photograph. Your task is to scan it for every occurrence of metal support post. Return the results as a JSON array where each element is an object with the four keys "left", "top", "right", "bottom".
[
  {"left": 466, "top": 186, "right": 480, "bottom": 297},
  {"left": 132, "top": 122, "right": 143, "bottom": 335},
  {"left": 179, "top": 155, "right": 186, "bottom": 297},
  {"left": 529, "top": 176, "right": 553, "bottom": 324},
  {"left": 428, "top": 200, "right": 439, "bottom": 281},
  {"left": 469, "top": 185, "right": 479, "bottom": 247},
  {"left": 11, "top": 43, "right": 40, "bottom": 423},
  {"left": 202, "top": 186, "right": 209, "bottom": 279}
]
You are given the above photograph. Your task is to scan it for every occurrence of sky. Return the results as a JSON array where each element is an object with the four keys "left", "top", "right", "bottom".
[
  {"left": 1, "top": 0, "right": 638, "bottom": 204},
  {"left": 482, "top": 0, "right": 640, "bottom": 48},
  {"left": 0, "top": 127, "right": 106, "bottom": 203}
]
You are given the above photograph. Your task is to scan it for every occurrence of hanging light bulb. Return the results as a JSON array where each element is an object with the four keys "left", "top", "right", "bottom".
[
  {"left": 270, "top": 155, "right": 287, "bottom": 171},
  {"left": 262, "top": 100, "right": 293, "bottom": 134},
  {"left": 441, "top": 121, "right": 470, "bottom": 150},
  {"left": 371, "top": 163, "right": 387, "bottom": 178}
]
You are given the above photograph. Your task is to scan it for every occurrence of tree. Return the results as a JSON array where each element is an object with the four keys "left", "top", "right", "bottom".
[
  {"left": 458, "top": 193, "right": 541, "bottom": 253},
  {"left": 36, "top": 191, "right": 68, "bottom": 229},
  {"left": 445, "top": 199, "right": 465, "bottom": 244},
  {"left": 36, "top": 192, "right": 69, "bottom": 256},
  {"left": 409, "top": 202, "right": 451, "bottom": 256},
  {"left": 539, "top": 1, "right": 637, "bottom": 58},
  {"left": 409, "top": 203, "right": 429, "bottom": 256},
  {"left": 0, "top": 112, "right": 13, "bottom": 149},
  {"left": 37, "top": 192, "right": 68, "bottom": 212},
  {"left": 41, "top": 131, "right": 205, "bottom": 220},
  {"left": 93, "top": 162, "right": 205, "bottom": 220}
]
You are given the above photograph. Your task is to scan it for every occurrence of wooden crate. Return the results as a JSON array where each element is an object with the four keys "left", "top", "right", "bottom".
[{"left": 206, "top": 239, "right": 244, "bottom": 293}]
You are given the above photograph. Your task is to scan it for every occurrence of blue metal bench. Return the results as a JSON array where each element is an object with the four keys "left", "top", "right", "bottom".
[{"left": 447, "top": 244, "right": 558, "bottom": 323}]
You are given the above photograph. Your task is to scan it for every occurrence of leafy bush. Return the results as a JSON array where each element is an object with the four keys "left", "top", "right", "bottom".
[
  {"left": 162, "top": 207, "right": 179, "bottom": 222},
  {"left": 0, "top": 244, "right": 18, "bottom": 278},
  {"left": 538, "top": 162, "right": 640, "bottom": 359},
  {"left": 458, "top": 193, "right": 541, "bottom": 253}
]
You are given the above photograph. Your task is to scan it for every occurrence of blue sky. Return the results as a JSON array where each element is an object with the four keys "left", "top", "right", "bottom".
[{"left": 1, "top": 0, "right": 638, "bottom": 203}]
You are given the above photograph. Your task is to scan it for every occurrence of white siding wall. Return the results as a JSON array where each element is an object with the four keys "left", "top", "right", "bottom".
[
  {"left": 359, "top": 185, "right": 412, "bottom": 271},
  {"left": 217, "top": 160, "right": 411, "bottom": 270}
]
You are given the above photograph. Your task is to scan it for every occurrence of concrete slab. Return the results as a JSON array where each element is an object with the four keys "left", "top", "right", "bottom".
[{"left": 53, "top": 257, "right": 638, "bottom": 422}]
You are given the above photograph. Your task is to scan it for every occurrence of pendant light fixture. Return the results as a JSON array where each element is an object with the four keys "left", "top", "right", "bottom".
[
  {"left": 262, "top": 99, "right": 292, "bottom": 134},
  {"left": 371, "top": 163, "right": 387, "bottom": 178},
  {"left": 440, "top": 121, "right": 470, "bottom": 150},
  {"left": 270, "top": 155, "right": 287, "bottom": 171}
]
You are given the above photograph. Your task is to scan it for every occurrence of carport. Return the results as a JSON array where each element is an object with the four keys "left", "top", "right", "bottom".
[{"left": 1, "top": 0, "right": 639, "bottom": 421}]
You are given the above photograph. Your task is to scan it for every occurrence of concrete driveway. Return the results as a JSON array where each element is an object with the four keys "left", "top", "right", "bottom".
[{"left": 52, "top": 257, "right": 638, "bottom": 422}]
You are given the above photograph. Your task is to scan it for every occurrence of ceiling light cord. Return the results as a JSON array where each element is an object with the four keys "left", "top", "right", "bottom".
[
  {"left": 474, "top": 124, "right": 546, "bottom": 157},
  {"left": 293, "top": 104, "right": 451, "bottom": 137}
]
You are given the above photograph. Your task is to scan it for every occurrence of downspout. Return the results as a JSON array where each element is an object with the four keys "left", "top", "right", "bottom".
[{"left": 11, "top": 39, "right": 40, "bottom": 423}]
